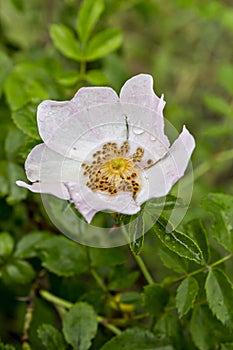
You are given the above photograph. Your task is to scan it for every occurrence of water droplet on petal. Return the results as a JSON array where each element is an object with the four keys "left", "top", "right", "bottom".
[
  {"left": 150, "top": 135, "right": 156, "bottom": 141},
  {"left": 133, "top": 127, "right": 144, "bottom": 135}
]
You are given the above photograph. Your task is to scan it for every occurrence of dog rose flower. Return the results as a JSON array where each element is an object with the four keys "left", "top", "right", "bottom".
[{"left": 17, "top": 74, "right": 195, "bottom": 223}]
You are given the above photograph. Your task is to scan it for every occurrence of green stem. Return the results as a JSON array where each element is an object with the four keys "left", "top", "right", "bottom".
[
  {"left": 162, "top": 253, "right": 233, "bottom": 286},
  {"left": 79, "top": 60, "right": 86, "bottom": 81},
  {"left": 121, "top": 224, "right": 154, "bottom": 285},
  {"left": 39, "top": 289, "right": 122, "bottom": 335}
]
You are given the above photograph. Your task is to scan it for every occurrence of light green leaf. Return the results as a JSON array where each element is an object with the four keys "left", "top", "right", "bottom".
[
  {"left": 128, "top": 213, "right": 144, "bottom": 255},
  {"left": 85, "top": 70, "right": 108, "bottom": 85},
  {"left": 5, "top": 72, "right": 30, "bottom": 111},
  {"left": 55, "top": 70, "right": 80, "bottom": 86},
  {"left": 11, "top": 103, "right": 40, "bottom": 139},
  {"left": 0, "top": 232, "right": 14, "bottom": 260},
  {"left": 204, "top": 94, "right": 230, "bottom": 116},
  {"left": 153, "top": 217, "right": 203, "bottom": 264},
  {"left": 100, "top": 328, "right": 171, "bottom": 350},
  {"left": 203, "top": 193, "right": 233, "bottom": 252},
  {"left": 190, "top": 305, "right": 233, "bottom": 350},
  {"left": 62, "top": 302, "right": 98, "bottom": 350},
  {"left": 143, "top": 284, "right": 169, "bottom": 316},
  {"left": 50, "top": 24, "right": 82, "bottom": 61},
  {"left": 14, "top": 231, "right": 53, "bottom": 259},
  {"left": 176, "top": 277, "right": 199, "bottom": 317},
  {"left": 0, "top": 52, "right": 12, "bottom": 97},
  {"left": 77, "top": 0, "right": 104, "bottom": 44},
  {"left": 37, "top": 324, "right": 66, "bottom": 350},
  {"left": 36, "top": 236, "right": 88, "bottom": 276},
  {"left": 86, "top": 29, "right": 122, "bottom": 61},
  {"left": 158, "top": 246, "right": 188, "bottom": 274},
  {"left": 218, "top": 64, "right": 233, "bottom": 96},
  {"left": 1, "top": 259, "right": 35, "bottom": 285},
  {"left": 205, "top": 268, "right": 233, "bottom": 327},
  {"left": 5, "top": 129, "right": 26, "bottom": 160}
]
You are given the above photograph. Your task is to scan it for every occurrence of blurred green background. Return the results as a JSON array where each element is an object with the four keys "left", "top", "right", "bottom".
[{"left": 0, "top": 0, "right": 233, "bottom": 348}]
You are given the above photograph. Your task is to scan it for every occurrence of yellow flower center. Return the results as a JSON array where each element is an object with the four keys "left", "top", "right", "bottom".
[{"left": 82, "top": 141, "right": 153, "bottom": 198}]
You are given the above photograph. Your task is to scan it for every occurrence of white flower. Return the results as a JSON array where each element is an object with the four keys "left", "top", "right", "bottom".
[{"left": 16, "top": 74, "right": 195, "bottom": 223}]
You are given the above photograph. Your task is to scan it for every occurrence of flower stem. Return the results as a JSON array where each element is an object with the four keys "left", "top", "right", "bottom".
[
  {"left": 121, "top": 224, "right": 154, "bottom": 285},
  {"left": 39, "top": 289, "right": 121, "bottom": 335}
]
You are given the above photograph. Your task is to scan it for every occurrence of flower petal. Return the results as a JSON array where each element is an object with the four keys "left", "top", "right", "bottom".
[
  {"left": 37, "top": 87, "right": 122, "bottom": 159},
  {"left": 120, "top": 74, "right": 170, "bottom": 157},
  {"left": 136, "top": 126, "right": 195, "bottom": 205},
  {"left": 16, "top": 181, "right": 70, "bottom": 200},
  {"left": 66, "top": 182, "right": 141, "bottom": 223},
  {"left": 24, "top": 144, "right": 81, "bottom": 183}
]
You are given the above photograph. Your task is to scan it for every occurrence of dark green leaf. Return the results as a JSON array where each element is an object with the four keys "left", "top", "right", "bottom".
[
  {"left": 50, "top": 24, "right": 82, "bottom": 61},
  {"left": 154, "top": 312, "right": 183, "bottom": 349},
  {"left": 204, "top": 94, "right": 230, "bottom": 116},
  {"left": 128, "top": 213, "right": 144, "bottom": 254},
  {"left": 221, "top": 344, "right": 233, "bottom": 350},
  {"left": 37, "top": 324, "right": 66, "bottom": 350},
  {"left": 100, "top": 328, "right": 172, "bottom": 350},
  {"left": 0, "top": 339, "right": 16, "bottom": 350},
  {"left": 36, "top": 236, "right": 88, "bottom": 276},
  {"left": 77, "top": 0, "right": 104, "bottom": 44},
  {"left": 176, "top": 276, "right": 199, "bottom": 317},
  {"left": 108, "top": 266, "right": 139, "bottom": 291},
  {"left": 143, "top": 284, "right": 169, "bottom": 316},
  {"left": 11, "top": 103, "right": 40, "bottom": 139},
  {"left": 89, "top": 247, "right": 126, "bottom": 267},
  {"left": 14, "top": 231, "right": 53, "bottom": 259},
  {"left": 153, "top": 217, "right": 203, "bottom": 263},
  {"left": 9, "top": 0, "right": 24, "bottom": 11},
  {"left": 0, "top": 232, "right": 14, "bottom": 260},
  {"left": 158, "top": 246, "right": 188, "bottom": 274},
  {"left": 1, "top": 259, "right": 35, "bottom": 285},
  {"left": 146, "top": 195, "right": 186, "bottom": 211},
  {"left": 203, "top": 193, "right": 233, "bottom": 252},
  {"left": 7, "top": 162, "right": 27, "bottom": 203},
  {"left": 183, "top": 219, "right": 209, "bottom": 263},
  {"left": 62, "top": 302, "right": 98, "bottom": 350},
  {"left": 86, "top": 29, "right": 122, "bottom": 61},
  {"left": 190, "top": 305, "right": 233, "bottom": 350},
  {"left": 205, "top": 268, "right": 233, "bottom": 327}
]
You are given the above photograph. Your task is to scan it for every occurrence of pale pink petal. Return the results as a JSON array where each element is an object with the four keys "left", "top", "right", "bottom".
[
  {"left": 24, "top": 144, "right": 81, "bottom": 183},
  {"left": 120, "top": 74, "right": 170, "bottom": 156},
  {"left": 37, "top": 87, "right": 122, "bottom": 159},
  {"left": 136, "top": 126, "right": 195, "bottom": 205},
  {"left": 16, "top": 181, "right": 70, "bottom": 200},
  {"left": 65, "top": 182, "right": 141, "bottom": 223}
]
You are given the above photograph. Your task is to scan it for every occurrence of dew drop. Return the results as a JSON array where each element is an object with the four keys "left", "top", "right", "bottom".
[
  {"left": 133, "top": 126, "right": 144, "bottom": 135},
  {"left": 150, "top": 135, "right": 156, "bottom": 141},
  {"left": 164, "top": 234, "right": 171, "bottom": 241}
]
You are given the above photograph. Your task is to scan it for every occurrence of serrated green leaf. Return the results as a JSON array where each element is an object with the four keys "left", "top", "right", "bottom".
[
  {"left": 11, "top": 103, "right": 40, "bottom": 139},
  {"left": 77, "top": 0, "right": 104, "bottom": 44},
  {"left": 158, "top": 246, "right": 188, "bottom": 273},
  {"left": 36, "top": 236, "right": 88, "bottom": 276},
  {"left": 62, "top": 302, "right": 98, "bottom": 350},
  {"left": 86, "top": 29, "right": 122, "bottom": 61},
  {"left": 183, "top": 219, "right": 209, "bottom": 263},
  {"left": 146, "top": 195, "right": 186, "bottom": 211},
  {"left": 1, "top": 259, "right": 35, "bottom": 285},
  {"left": 153, "top": 217, "right": 203, "bottom": 263},
  {"left": 37, "top": 324, "right": 66, "bottom": 350},
  {"left": 50, "top": 24, "right": 83, "bottom": 61},
  {"left": 14, "top": 231, "right": 53, "bottom": 259},
  {"left": 176, "top": 276, "right": 199, "bottom": 317},
  {"left": 203, "top": 193, "right": 233, "bottom": 252},
  {"left": 154, "top": 312, "right": 183, "bottom": 349},
  {"left": 128, "top": 213, "right": 144, "bottom": 255},
  {"left": 100, "top": 328, "right": 171, "bottom": 350},
  {"left": 0, "top": 232, "right": 14, "bottom": 260},
  {"left": 85, "top": 70, "right": 108, "bottom": 85},
  {"left": 143, "top": 284, "right": 169, "bottom": 316},
  {"left": 205, "top": 268, "right": 233, "bottom": 327},
  {"left": 190, "top": 305, "right": 233, "bottom": 350}
]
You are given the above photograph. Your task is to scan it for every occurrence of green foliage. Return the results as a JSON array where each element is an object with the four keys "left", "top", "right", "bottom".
[
  {"left": 62, "top": 302, "right": 98, "bottom": 350},
  {"left": 0, "top": 0, "right": 233, "bottom": 348},
  {"left": 37, "top": 324, "right": 66, "bottom": 350}
]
